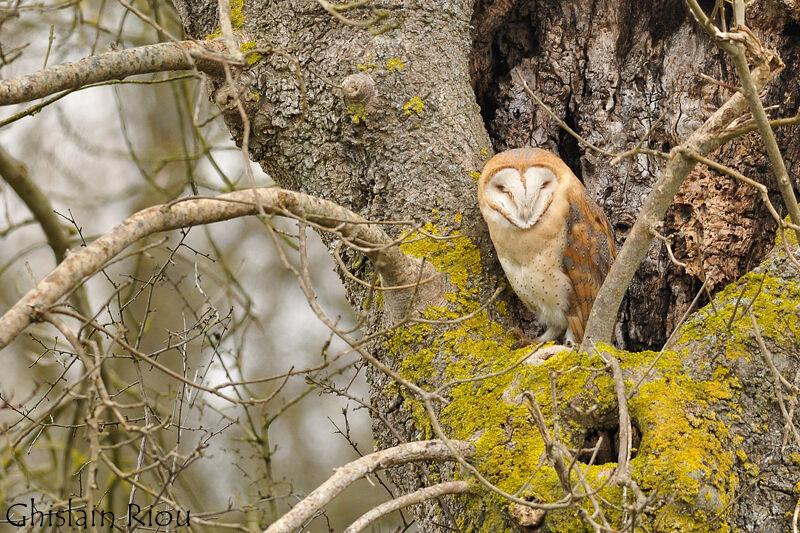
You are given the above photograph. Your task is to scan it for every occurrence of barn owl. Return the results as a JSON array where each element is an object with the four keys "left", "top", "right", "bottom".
[{"left": 477, "top": 148, "right": 616, "bottom": 345}]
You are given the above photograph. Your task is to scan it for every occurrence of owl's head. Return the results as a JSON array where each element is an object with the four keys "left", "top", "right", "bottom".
[{"left": 477, "top": 148, "right": 575, "bottom": 229}]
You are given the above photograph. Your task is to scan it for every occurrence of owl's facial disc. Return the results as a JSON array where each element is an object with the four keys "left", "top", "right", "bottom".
[{"left": 485, "top": 167, "right": 558, "bottom": 229}]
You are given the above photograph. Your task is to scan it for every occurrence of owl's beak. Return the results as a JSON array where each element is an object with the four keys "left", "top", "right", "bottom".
[{"left": 518, "top": 203, "right": 534, "bottom": 225}]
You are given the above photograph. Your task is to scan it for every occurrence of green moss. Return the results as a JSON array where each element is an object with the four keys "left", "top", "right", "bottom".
[{"left": 384, "top": 220, "right": 755, "bottom": 531}]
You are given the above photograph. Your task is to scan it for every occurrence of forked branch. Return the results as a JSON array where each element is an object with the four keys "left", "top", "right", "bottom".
[{"left": 263, "top": 440, "right": 474, "bottom": 533}]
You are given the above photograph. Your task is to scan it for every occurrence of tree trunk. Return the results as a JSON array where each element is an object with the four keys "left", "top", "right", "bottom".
[{"left": 172, "top": 0, "right": 800, "bottom": 530}]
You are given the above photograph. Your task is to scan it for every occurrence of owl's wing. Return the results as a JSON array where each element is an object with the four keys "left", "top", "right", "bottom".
[{"left": 563, "top": 188, "right": 616, "bottom": 342}]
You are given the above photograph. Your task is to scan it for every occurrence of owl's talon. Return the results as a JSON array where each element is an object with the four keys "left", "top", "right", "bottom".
[
  {"left": 511, "top": 337, "right": 539, "bottom": 350},
  {"left": 509, "top": 328, "right": 540, "bottom": 350}
]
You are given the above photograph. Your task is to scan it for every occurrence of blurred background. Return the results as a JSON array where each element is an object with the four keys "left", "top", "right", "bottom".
[{"left": 0, "top": 0, "right": 404, "bottom": 530}]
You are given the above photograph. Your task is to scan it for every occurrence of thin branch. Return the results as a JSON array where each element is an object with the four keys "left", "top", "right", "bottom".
[
  {"left": 749, "top": 311, "right": 800, "bottom": 449},
  {"left": 216, "top": 0, "right": 244, "bottom": 61},
  {"left": 598, "top": 353, "right": 632, "bottom": 482},
  {"left": 0, "top": 145, "right": 71, "bottom": 262},
  {"left": 343, "top": 481, "right": 471, "bottom": 533},
  {"left": 514, "top": 72, "right": 616, "bottom": 158},
  {"left": 726, "top": 39, "right": 800, "bottom": 243},
  {"left": 628, "top": 279, "right": 709, "bottom": 399},
  {"left": 262, "top": 440, "right": 474, "bottom": 533}
]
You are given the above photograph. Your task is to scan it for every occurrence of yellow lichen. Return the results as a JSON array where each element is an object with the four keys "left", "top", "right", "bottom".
[
  {"left": 357, "top": 58, "right": 377, "bottom": 72},
  {"left": 744, "top": 462, "right": 760, "bottom": 477},
  {"left": 347, "top": 103, "right": 366, "bottom": 124},
  {"left": 470, "top": 171, "right": 481, "bottom": 181},
  {"left": 240, "top": 42, "right": 263, "bottom": 64},
  {"left": 230, "top": 0, "right": 244, "bottom": 29},
  {"left": 205, "top": 0, "right": 245, "bottom": 39},
  {"left": 679, "top": 269, "right": 800, "bottom": 360},
  {"left": 398, "top": 222, "right": 481, "bottom": 293},
  {"left": 381, "top": 213, "right": 765, "bottom": 530},
  {"left": 736, "top": 449, "right": 747, "bottom": 462},
  {"left": 403, "top": 97, "right": 424, "bottom": 115},
  {"left": 774, "top": 208, "right": 800, "bottom": 248},
  {"left": 386, "top": 58, "right": 404, "bottom": 72}
]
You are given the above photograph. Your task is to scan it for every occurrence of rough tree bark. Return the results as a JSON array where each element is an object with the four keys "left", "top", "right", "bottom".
[
  {"left": 474, "top": 0, "right": 800, "bottom": 350},
  {"left": 158, "top": 0, "right": 800, "bottom": 530}
]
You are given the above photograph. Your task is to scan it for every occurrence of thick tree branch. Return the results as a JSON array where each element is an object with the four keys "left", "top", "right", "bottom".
[
  {"left": 0, "top": 188, "right": 425, "bottom": 349},
  {"left": 343, "top": 481, "right": 471, "bottom": 533},
  {"left": 263, "top": 440, "right": 475, "bottom": 533},
  {"left": 0, "top": 40, "right": 227, "bottom": 106},
  {"left": 580, "top": 7, "right": 782, "bottom": 350}
]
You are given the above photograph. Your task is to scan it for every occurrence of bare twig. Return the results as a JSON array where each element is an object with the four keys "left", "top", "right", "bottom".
[
  {"left": 343, "top": 481, "right": 471, "bottom": 533},
  {"left": 651, "top": 225, "right": 687, "bottom": 269},
  {"left": 263, "top": 440, "right": 474, "bottom": 533},
  {"left": 0, "top": 189, "right": 423, "bottom": 348},
  {"left": 727, "top": 47, "right": 800, "bottom": 243},
  {"left": 514, "top": 72, "right": 617, "bottom": 158},
  {"left": 597, "top": 352, "right": 632, "bottom": 482},
  {"left": 749, "top": 311, "right": 800, "bottom": 449}
]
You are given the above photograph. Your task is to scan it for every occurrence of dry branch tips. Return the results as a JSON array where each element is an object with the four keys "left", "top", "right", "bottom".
[
  {"left": 343, "top": 481, "right": 471, "bottom": 533},
  {"left": 0, "top": 188, "right": 424, "bottom": 349}
]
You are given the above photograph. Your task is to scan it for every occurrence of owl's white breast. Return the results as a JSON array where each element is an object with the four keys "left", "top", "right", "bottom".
[{"left": 483, "top": 189, "right": 573, "bottom": 331}]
